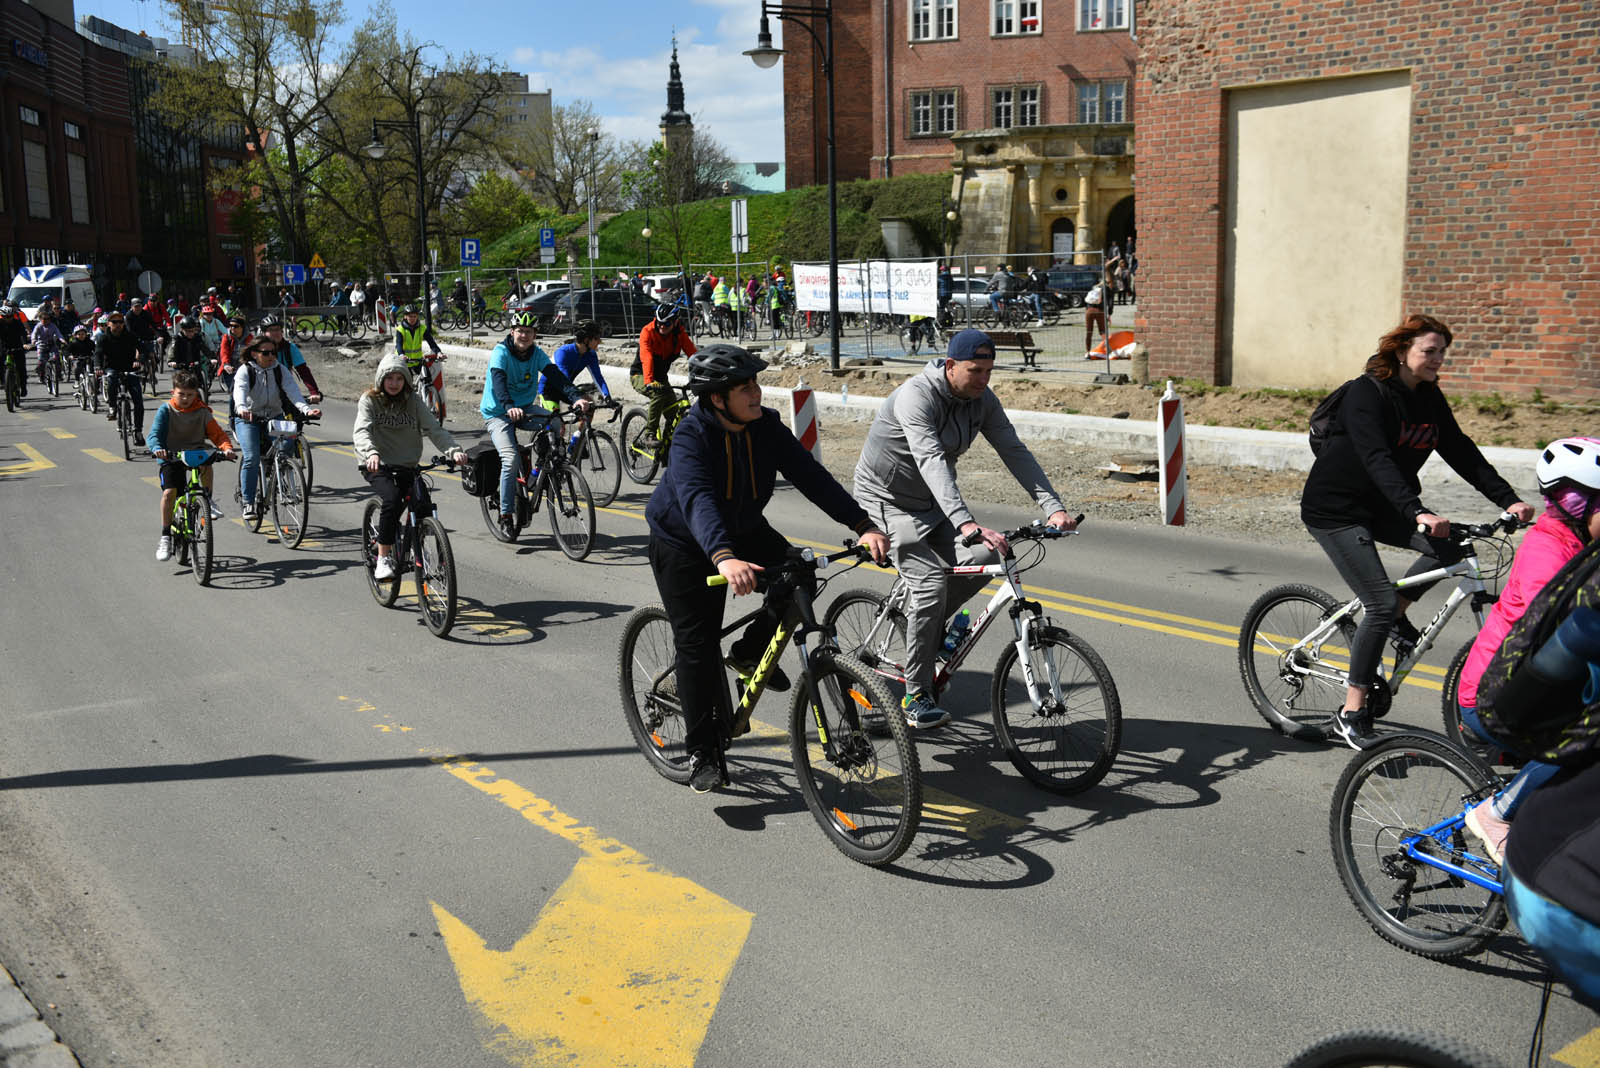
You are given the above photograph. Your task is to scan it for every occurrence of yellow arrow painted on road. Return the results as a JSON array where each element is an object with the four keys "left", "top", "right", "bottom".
[
  {"left": 1557, "top": 1027, "right": 1600, "bottom": 1067},
  {"left": 0, "top": 442, "right": 54, "bottom": 475},
  {"left": 431, "top": 757, "right": 752, "bottom": 1068}
]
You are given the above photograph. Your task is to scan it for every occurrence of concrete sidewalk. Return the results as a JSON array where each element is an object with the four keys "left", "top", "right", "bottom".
[{"left": 0, "top": 965, "right": 78, "bottom": 1067}]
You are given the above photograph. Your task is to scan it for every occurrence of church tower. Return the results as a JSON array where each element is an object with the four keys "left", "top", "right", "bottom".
[{"left": 659, "top": 36, "right": 693, "bottom": 156}]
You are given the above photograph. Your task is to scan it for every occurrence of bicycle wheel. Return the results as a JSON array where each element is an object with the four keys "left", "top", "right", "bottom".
[
  {"left": 46, "top": 358, "right": 59, "bottom": 397},
  {"left": 479, "top": 488, "right": 519, "bottom": 542},
  {"left": 346, "top": 318, "right": 368, "bottom": 341},
  {"left": 896, "top": 324, "right": 920, "bottom": 356},
  {"left": 1286, "top": 1026, "right": 1509, "bottom": 1068},
  {"left": 414, "top": 516, "right": 458, "bottom": 638},
  {"left": 577, "top": 429, "right": 622, "bottom": 507},
  {"left": 3, "top": 362, "right": 16, "bottom": 412},
  {"left": 313, "top": 320, "right": 335, "bottom": 345},
  {"left": 1331, "top": 732, "right": 1506, "bottom": 960},
  {"left": 296, "top": 435, "right": 315, "bottom": 491},
  {"left": 822, "top": 588, "right": 908, "bottom": 684},
  {"left": 545, "top": 466, "right": 595, "bottom": 561},
  {"left": 362, "top": 499, "right": 400, "bottom": 606},
  {"left": 76, "top": 372, "right": 89, "bottom": 410},
  {"left": 991, "top": 625, "right": 1122, "bottom": 795},
  {"left": 424, "top": 381, "right": 445, "bottom": 425},
  {"left": 190, "top": 494, "right": 214, "bottom": 586},
  {"left": 790, "top": 651, "right": 920, "bottom": 866},
  {"left": 88, "top": 375, "right": 100, "bottom": 413},
  {"left": 618, "top": 605, "right": 693, "bottom": 784},
  {"left": 270, "top": 455, "right": 309, "bottom": 548},
  {"left": 619, "top": 409, "right": 660, "bottom": 484},
  {"left": 119, "top": 397, "right": 133, "bottom": 459},
  {"left": 1438, "top": 639, "right": 1491, "bottom": 758},
  {"left": 1238, "top": 583, "right": 1354, "bottom": 741}
]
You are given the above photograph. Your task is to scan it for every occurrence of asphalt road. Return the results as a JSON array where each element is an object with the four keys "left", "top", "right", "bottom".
[{"left": 0, "top": 385, "right": 1593, "bottom": 1068}]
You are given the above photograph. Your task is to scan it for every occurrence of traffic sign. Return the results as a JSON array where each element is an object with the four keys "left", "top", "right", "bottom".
[
  {"left": 136, "top": 270, "right": 163, "bottom": 295},
  {"left": 460, "top": 238, "right": 481, "bottom": 266},
  {"left": 309, "top": 267, "right": 326, "bottom": 282},
  {"left": 731, "top": 198, "right": 749, "bottom": 254},
  {"left": 539, "top": 247, "right": 555, "bottom": 264},
  {"left": 588, "top": 234, "right": 600, "bottom": 261},
  {"left": 539, "top": 227, "right": 555, "bottom": 249},
  {"left": 282, "top": 264, "right": 306, "bottom": 285},
  {"left": 308, "top": 253, "right": 326, "bottom": 269},
  {"left": 232, "top": 256, "right": 246, "bottom": 275}
]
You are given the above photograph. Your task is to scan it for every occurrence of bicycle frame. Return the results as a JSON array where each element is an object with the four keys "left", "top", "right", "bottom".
[{"left": 1401, "top": 807, "right": 1504, "bottom": 896}]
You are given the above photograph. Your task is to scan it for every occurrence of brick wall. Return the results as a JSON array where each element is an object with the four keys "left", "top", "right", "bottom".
[
  {"left": 782, "top": 0, "right": 875, "bottom": 189},
  {"left": 1136, "top": 0, "right": 1600, "bottom": 395}
]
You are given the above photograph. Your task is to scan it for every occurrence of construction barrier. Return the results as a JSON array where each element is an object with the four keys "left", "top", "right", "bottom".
[
  {"left": 1158, "top": 379, "right": 1186, "bottom": 526},
  {"left": 790, "top": 378, "right": 820, "bottom": 462}
]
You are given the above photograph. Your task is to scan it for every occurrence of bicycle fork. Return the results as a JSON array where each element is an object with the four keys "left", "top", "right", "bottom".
[{"left": 1010, "top": 612, "right": 1066, "bottom": 714}]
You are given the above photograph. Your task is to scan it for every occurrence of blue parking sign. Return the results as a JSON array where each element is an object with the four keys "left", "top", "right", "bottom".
[
  {"left": 539, "top": 228, "right": 555, "bottom": 249},
  {"left": 460, "top": 238, "right": 481, "bottom": 266}
]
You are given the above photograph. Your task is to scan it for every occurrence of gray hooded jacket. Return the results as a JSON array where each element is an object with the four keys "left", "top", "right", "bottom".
[
  {"left": 853, "top": 358, "right": 1063, "bottom": 535},
  {"left": 352, "top": 353, "right": 459, "bottom": 466}
]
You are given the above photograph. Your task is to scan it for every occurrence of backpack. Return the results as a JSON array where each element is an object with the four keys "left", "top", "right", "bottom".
[
  {"left": 1475, "top": 538, "right": 1600, "bottom": 763},
  {"left": 1307, "top": 372, "right": 1401, "bottom": 458},
  {"left": 458, "top": 442, "right": 500, "bottom": 498}
]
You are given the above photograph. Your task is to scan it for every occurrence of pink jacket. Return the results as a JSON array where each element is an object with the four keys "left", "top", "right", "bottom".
[{"left": 1460, "top": 513, "right": 1583, "bottom": 707}]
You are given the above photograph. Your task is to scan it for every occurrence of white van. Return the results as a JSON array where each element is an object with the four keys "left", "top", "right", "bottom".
[{"left": 7, "top": 264, "right": 97, "bottom": 322}]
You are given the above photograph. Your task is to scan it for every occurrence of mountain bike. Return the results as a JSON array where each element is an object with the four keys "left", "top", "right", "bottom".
[
  {"left": 4, "top": 348, "right": 23, "bottom": 412},
  {"left": 619, "top": 384, "right": 692, "bottom": 485},
  {"left": 479, "top": 410, "right": 596, "bottom": 560},
  {"left": 895, "top": 315, "right": 944, "bottom": 357},
  {"left": 565, "top": 388, "right": 623, "bottom": 507},
  {"left": 236, "top": 418, "right": 310, "bottom": 548},
  {"left": 162, "top": 448, "right": 234, "bottom": 586},
  {"left": 113, "top": 370, "right": 144, "bottom": 460},
  {"left": 1330, "top": 730, "right": 1507, "bottom": 960},
  {"left": 73, "top": 361, "right": 99, "bottom": 412},
  {"left": 1238, "top": 515, "right": 1521, "bottom": 742},
  {"left": 310, "top": 313, "right": 368, "bottom": 344},
  {"left": 618, "top": 542, "right": 921, "bottom": 866},
  {"left": 41, "top": 344, "right": 65, "bottom": 398},
  {"left": 362, "top": 457, "right": 459, "bottom": 638},
  {"left": 825, "top": 519, "right": 1122, "bottom": 794}
]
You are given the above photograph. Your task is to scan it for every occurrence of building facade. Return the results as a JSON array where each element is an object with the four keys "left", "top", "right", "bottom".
[
  {"left": 0, "top": 0, "right": 141, "bottom": 296},
  {"left": 781, "top": 0, "right": 1137, "bottom": 259},
  {"left": 1135, "top": 0, "right": 1600, "bottom": 393}
]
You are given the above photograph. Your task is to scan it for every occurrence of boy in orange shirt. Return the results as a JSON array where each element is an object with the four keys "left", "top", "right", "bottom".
[{"left": 146, "top": 369, "right": 235, "bottom": 562}]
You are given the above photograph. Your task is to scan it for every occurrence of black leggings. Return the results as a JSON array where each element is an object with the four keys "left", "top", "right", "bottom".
[
  {"left": 1307, "top": 520, "right": 1466, "bottom": 687},
  {"left": 362, "top": 467, "right": 416, "bottom": 546}
]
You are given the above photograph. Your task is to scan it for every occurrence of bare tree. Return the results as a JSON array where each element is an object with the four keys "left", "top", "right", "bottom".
[
  {"left": 653, "top": 129, "right": 739, "bottom": 270},
  {"left": 514, "top": 99, "right": 638, "bottom": 214}
]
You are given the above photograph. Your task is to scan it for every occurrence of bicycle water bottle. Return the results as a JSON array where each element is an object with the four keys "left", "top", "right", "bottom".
[{"left": 941, "top": 609, "right": 972, "bottom": 653}]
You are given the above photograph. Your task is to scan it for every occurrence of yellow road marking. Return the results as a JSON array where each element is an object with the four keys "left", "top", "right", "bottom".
[
  {"left": 83, "top": 447, "right": 123, "bottom": 463},
  {"left": 0, "top": 442, "right": 55, "bottom": 475},
  {"left": 1556, "top": 1028, "right": 1600, "bottom": 1067},
  {"left": 17, "top": 411, "right": 36, "bottom": 420},
  {"left": 142, "top": 476, "right": 159, "bottom": 486},
  {"left": 45, "top": 427, "right": 75, "bottom": 439}
]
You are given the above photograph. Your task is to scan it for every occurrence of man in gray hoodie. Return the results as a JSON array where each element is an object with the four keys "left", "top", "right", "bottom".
[{"left": 853, "top": 328, "right": 1074, "bottom": 728}]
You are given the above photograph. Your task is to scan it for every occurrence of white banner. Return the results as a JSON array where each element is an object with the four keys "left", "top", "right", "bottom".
[{"left": 792, "top": 260, "right": 938, "bottom": 317}]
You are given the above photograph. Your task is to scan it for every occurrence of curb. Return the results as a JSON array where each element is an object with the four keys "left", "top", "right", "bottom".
[{"left": 0, "top": 966, "right": 79, "bottom": 1067}]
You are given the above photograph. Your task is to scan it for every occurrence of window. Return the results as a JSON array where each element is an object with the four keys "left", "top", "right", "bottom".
[
  {"left": 1078, "top": 80, "right": 1126, "bottom": 122},
  {"left": 64, "top": 120, "right": 82, "bottom": 140},
  {"left": 1079, "top": 0, "right": 1128, "bottom": 30},
  {"left": 992, "top": 87, "right": 1013, "bottom": 129},
  {"left": 1078, "top": 82, "right": 1098, "bottom": 123},
  {"left": 66, "top": 154, "right": 90, "bottom": 225},
  {"left": 23, "top": 141, "right": 50, "bottom": 219},
  {"left": 993, "top": 0, "right": 1040, "bottom": 35},
  {"left": 1018, "top": 85, "right": 1040, "bottom": 126},
  {"left": 991, "top": 84, "right": 1040, "bottom": 128},
  {"left": 910, "top": 88, "right": 959, "bottom": 136},
  {"left": 1103, "top": 81, "right": 1126, "bottom": 122},
  {"left": 19, "top": 105, "right": 40, "bottom": 127},
  {"left": 910, "top": 0, "right": 956, "bottom": 41}
]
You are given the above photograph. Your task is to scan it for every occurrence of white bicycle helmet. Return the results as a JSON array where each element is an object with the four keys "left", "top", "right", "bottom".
[{"left": 1537, "top": 437, "right": 1600, "bottom": 494}]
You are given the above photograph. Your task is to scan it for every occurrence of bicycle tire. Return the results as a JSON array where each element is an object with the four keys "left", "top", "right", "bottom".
[
  {"left": 822, "top": 589, "right": 909, "bottom": 685},
  {"left": 3, "top": 362, "right": 16, "bottom": 412},
  {"left": 480, "top": 489, "right": 518, "bottom": 543},
  {"left": 362, "top": 499, "right": 400, "bottom": 606},
  {"left": 577, "top": 429, "right": 622, "bottom": 507},
  {"left": 77, "top": 373, "right": 90, "bottom": 410},
  {"left": 896, "top": 325, "right": 920, "bottom": 357},
  {"left": 89, "top": 374, "right": 100, "bottom": 413},
  {"left": 347, "top": 318, "right": 368, "bottom": 341},
  {"left": 618, "top": 604, "right": 693, "bottom": 784},
  {"left": 545, "top": 465, "right": 595, "bottom": 561},
  {"left": 1438, "top": 639, "right": 1493, "bottom": 759},
  {"left": 1239, "top": 583, "right": 1353, "bottom": 741},
  {"left": 270, "top": 455, "right": 309, "bottom": 548},
  {"left": 415, "top": 516, "right": 458, "bottom": 638},
  {"left": 1286, "top": 1026, "right": 1509, "bottom": 1068},
  {"left": 619, "top": 409, "right": 660, "bottom": 484},
  {"left": 148, "top": 368, "right": 160, "bottom": 396},
  {"left": 790, "top": 650, "right": 921, "bottom": 866},
  {"left": 313, "top": 321, "right": 334, "bottom": 345},
  {"left": 991, "top": 625, "right": 1122, "bottom": 795},
  {"left": 119, "top": 397, "right": 133, "bottom": 460},
  {"left": 296, "top": 435, "right": 314, "bottom": 491},
  {"left": 46, "top": 358, "right": 59, "bottom": 397},
  {"left": 1330, "top": 732, "right": 1506, "bottom": 960},
  {"left": 424, "top": 382, "right": 445, "bottom": 425},
  {"left": 190, "top": 495, "right": 214, "bottom": 586}
]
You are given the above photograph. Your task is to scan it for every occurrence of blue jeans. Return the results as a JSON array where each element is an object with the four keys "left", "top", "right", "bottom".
[
  {"left": 1505, "top": 870, "right": 1600, "bottom": 1010},
  {"left": 104, "top": 369, "right": 145, "bottom": 433},
  {"left": 1458, "top": 704, "right": 1561, "bottom": 820},
  {"left": 234, "top": 418, "right": 294, "bottom": 504},
  {"left": 485, "top": 413, "right": 553, "bottom": 518}
]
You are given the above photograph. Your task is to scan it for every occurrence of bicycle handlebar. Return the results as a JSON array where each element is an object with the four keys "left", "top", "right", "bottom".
[
  {"left": 1447, "top": 512, "right": 1525, "bottom": 542},
  {"left": 961, "top": 515, "right": 1086, "bottom": 547},
  {"left": 705, "top": 541, "right": 871, "bottom": 587}
]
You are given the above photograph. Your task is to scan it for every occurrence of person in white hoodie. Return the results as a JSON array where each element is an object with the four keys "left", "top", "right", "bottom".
[
  {"left": 233, "top": 336, "right": 320, "bottom": 519},
  {"left": 853, "top": 328, "right": 1075, "bottom": 728}
]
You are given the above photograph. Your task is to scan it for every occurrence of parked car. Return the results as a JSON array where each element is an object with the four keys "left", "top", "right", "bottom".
[
  {"left": 507, "top": 288, "right": 571, "bottom": 329},
  {"left": 1045, "top": 265, "right": 1104, "bottom": 307},
  {"left": 551, "top": 288, "right": 661, "bottom": 338}
]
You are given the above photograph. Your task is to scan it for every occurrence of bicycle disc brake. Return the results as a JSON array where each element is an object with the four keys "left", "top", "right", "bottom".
[{"left": 1366, "top": 678, "right": 1394, "bottom": 720}]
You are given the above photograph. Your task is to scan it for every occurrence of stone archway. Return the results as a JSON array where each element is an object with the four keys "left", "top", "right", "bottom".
[{"left": 1106, "top": 196, "right": 1136, "bottom": 257}]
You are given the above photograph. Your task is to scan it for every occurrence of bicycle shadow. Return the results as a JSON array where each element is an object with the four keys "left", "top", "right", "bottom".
[
  {"left": 304, "top": 484, "right": 375, "bottom": 507},
  {"left": 204, "top": 551, "right": 363, "bottom": 590},
  {"left": 439, "top": 594, "right": 634, "bottom": 645}
]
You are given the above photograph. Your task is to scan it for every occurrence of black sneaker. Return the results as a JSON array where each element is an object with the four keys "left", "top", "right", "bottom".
[
  {"left": 1331, "top": 707, "right": 1378, "bottom": 750},
  {"left": 688, "top": 752, "right": 720, "bottom": 794},
  {"left": 1389, "top": 616, "right": 1421, "bottom": 651},
  {"left": 725, "top": 652, "right": 789, "bottom": 693}
]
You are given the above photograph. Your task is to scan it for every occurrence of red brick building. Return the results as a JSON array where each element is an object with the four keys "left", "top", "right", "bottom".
[
  {"left": 783, "top": 0, "right": 1137, "bottom": 183},
  {"left": 1135, "top": 0, "right": 1599, "bottom": 394}
]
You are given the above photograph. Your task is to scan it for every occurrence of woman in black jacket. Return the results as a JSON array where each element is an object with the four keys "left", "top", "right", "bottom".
[{"left": 1300, "top": 314, "right": 1534, "bottom": 748}]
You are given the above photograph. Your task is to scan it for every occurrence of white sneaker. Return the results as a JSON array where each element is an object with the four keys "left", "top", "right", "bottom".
[
  {"left": 207, "top": 501, "right": 225, "bottom": 520},
  {"left": 373, "top": 555, "right": 397, "bottom": 581},
  {"left": 155, "top": 535, "right": 173, "bottom": 562}
]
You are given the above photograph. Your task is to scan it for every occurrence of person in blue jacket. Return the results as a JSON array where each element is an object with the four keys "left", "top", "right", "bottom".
[
  {"left": 539, "top": 319, "right": 611, "bottom": 405},
  {"left": 480, "top": 310, "right": 592, "bottom": 536},
  {"left": 645, "top": 343, "right": 890, "bottom": 793}
]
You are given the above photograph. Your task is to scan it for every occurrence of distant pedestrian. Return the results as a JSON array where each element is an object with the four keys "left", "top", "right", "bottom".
[{"left": 1083, "top": 271, "right": 1110, "bottom": 355}]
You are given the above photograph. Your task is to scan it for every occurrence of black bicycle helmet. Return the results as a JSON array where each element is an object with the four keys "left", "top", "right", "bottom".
[
  {"left": 654, "top": 303, "right": 680, "bottom": 327},
  {"left": 402, "top": 303, "right": 421, "bottom": 316},
  {"left": 575, "top": 319, "right": 602, "bottom": 340},
  {"left": 509, "top": 309, "right": 537, "bottom": 328},
  {"left": 257, "top": 313, "right": 281, "bottom": 329},
  {"left": 687, "top": 344, "right": 767, "bottom": 395}
]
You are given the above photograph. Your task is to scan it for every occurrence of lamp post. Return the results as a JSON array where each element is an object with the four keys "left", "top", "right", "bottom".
[
  {"left": 747, "top": 1, "right": 840, "bottom": 372},
  {"left": 942, "top": 196, "right": 959, "bottom": 259},
  {"left": 364, "top": 116, "right": 431, "bottom": 334},
  {"left": 587, "top": 128, "right": 598, "bottom": 323},
  {"left": 643, "top": 157, "right": 656, "bottom": 267}
]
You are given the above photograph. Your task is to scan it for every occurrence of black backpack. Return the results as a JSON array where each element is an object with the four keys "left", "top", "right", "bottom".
[
  {"left": 1308, "top": 372, "right": 1401, "bottom": 457},
  {"left": 458, "top": 442, "right": 500, "bottom": 498},
  {"left": 1475, "top": 538, "right": 1600, "bottom": 763}
]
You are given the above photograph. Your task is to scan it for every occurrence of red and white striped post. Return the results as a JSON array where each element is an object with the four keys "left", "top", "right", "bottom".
[
  {"left": 1158, "top": 379, "right": 1187, "bottom": 526},
  {"left": 789, "top": 378, "right": 821, "bottom": 462}
]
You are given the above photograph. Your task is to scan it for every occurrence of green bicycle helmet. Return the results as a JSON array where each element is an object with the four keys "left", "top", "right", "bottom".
[{"left": 509, "top": 309, "right": 537, "bottom": 328}]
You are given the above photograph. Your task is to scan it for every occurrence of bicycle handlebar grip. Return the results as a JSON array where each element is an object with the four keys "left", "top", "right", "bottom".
[{"left": 706, "top": 576, "right": 729, "bottom": 587}]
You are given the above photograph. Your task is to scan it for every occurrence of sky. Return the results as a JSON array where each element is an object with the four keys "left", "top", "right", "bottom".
[{"left": 83, "top": 0, "right": 788, "bottom": 161}]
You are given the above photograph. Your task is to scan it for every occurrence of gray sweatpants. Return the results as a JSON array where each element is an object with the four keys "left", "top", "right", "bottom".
[{"left": 879, "top": 503, "right": 999, "bottom": 695}]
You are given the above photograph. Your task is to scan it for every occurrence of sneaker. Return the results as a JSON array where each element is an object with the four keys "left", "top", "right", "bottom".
[
  {"left": 726, "top": 652, "right": 789, "bottom": 693},
  {"left": 155, "top": 534, "right": 173, "bottom": 562},
  {"left": 242, "top": 506, "right": 260, "bottom": 521},
  {"left": 1464, "top": 798, "right": 1510, "bottom": 866},
  {"left": 498, "top": 512, "right": 518, "bottom": 538},
  {"left": 1390, "top": 615, "right": 1422, "bottom": 651},
  {"left": 688, "top": 752, "right": 720, "bottom": 794},
  {"left": 1031, "top": 318, "right": 1046, "bottom": 327},
  {"left": 373, "top": 555, "right": 397, "bottom": 581},
  {"left": 901, "top": 691, "right": 952, "bottom": 730},
  {"left": 207, "top": 501, "right": 225, "bottom": 520},
  {"left": 1330, "top": 707, "right": 1378, "bottom": 750}
]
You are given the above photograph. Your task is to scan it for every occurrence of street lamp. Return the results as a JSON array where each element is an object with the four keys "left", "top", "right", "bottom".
[
  {"left": 746, "top": 2, "right": 840, "bottom": 372},
  {"left": 642, "top": 226, "right": 653, "bottom": 267},
  {"left": 942, "top": 197, "right": 959, "bottom": 258},
  {"left": 365, "top": 116, "right": 432, "bottom": 334}
]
